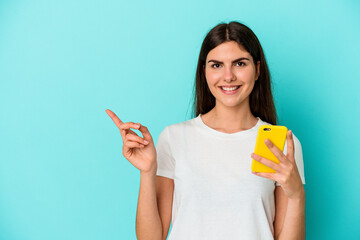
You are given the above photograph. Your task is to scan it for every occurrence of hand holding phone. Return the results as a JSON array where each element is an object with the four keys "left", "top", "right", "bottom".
[{"left": 251, "top": 125, "right": 288, "bottom": 173}]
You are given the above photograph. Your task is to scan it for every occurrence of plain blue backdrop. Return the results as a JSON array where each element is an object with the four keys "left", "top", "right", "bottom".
[{"left": 0, "top": 0, "right": 359, "bottom": 239}]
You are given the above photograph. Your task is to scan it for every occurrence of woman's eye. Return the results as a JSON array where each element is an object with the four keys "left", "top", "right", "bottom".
[{"left": 211, "top": 62, "right": 245, "bottom": 68}]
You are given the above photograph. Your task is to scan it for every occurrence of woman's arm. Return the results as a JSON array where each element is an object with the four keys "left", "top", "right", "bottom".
[
  {"left": 274, "top": 186, "right": 305, "bottom": 240},
  {"left": 136, "top": 170, "right": 163, "bottom": 240},
  {"left": 251, "top": 130, "right": 305, "bottom": 240}
]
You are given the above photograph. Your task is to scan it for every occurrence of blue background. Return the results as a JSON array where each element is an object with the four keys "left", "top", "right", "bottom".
[{"left": 0, "top": 0, "right": 359, "bottom": 239}]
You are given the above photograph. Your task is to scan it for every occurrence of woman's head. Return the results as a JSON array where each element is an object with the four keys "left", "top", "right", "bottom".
[{"left": 192, "top": 21, "right": 277, "bottom": 125}]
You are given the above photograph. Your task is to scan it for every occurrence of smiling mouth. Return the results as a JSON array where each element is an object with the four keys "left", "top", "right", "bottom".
[{"left": 218, "top": 85, "right": 241, "bottom": 91}]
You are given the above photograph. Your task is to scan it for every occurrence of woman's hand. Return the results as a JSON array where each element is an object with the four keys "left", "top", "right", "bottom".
[
  {"left": 251, "top": 130, "right": 304, "bottom": 199},
  {"left": 105, "top": 109, "right": 157, "bottom": 174}
]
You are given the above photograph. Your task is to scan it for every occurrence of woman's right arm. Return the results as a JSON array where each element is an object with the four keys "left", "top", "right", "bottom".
[
  {"left": 136, "top": 169, "right": 163, "bottom": 240},
  {"left": 136, "top": 164, "right": 174, "bottom": 240},
  {"left": 105, "top": 109, "right": 171, "bottom": 240}
]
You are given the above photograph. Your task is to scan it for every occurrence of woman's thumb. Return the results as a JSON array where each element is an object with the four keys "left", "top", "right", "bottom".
[{"left": 137, "top": 123, "right": 152, "bottom": 141}]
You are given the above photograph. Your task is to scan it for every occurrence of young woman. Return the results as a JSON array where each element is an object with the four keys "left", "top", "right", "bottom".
[{"left": 106, "top": 21, "right": 305, "bottom": 240}]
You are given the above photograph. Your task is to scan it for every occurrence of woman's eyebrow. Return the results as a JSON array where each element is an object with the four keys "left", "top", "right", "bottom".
[{"left": 207, "top": 57, "right": 250, "bottom": 63}]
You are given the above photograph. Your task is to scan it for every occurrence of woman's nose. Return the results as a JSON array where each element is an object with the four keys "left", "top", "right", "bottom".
[{"left": 224, "top": 67, "right": 235, "bottom": 81}]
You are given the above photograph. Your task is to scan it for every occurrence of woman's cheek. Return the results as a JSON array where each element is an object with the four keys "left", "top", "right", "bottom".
[
  {"left": 207, "top": 71, "right": 222, "bottom": 80},
  {"left": 234, "top": 69, "right": 247, "bottom": 78}
]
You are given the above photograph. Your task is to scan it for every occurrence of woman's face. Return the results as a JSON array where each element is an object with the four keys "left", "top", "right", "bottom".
[{"left": 203, "top": 41, "right": 260, "bottom": 108}]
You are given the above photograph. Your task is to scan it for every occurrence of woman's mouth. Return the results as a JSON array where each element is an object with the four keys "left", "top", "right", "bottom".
[{"left": 218, "top": 85, "right": 241, "bottom": 95}]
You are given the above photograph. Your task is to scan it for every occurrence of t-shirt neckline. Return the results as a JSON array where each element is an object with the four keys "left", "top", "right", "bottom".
[{"left": 194, "top": 113, "right": 263, "bottom": 139}]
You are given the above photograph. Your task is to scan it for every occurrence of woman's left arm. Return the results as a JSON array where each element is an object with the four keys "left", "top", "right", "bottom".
[
  {"left": 274, "top": 184, "right": 305, "bottom": 240},
  {"left": 251, "top": 130, "right": 305, "bottom": 240}
]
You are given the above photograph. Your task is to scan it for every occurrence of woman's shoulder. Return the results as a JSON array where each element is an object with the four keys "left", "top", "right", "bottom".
[{"left": 163, "top": 116, "right": 199, "bottom": 135}]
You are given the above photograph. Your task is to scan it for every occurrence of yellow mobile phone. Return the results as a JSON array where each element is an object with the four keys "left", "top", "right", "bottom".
[{"left": 251, "top": 125, "right": 288, "bottom": 173}]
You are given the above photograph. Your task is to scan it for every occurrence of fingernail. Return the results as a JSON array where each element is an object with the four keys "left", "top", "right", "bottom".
[{"left": 144, "top": 140, "right": 149, "bottom": 144}]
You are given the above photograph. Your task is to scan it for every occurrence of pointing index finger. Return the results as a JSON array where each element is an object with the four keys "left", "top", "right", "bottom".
[{"left": 105, "top": 109, "right": 123, "bottom": 128}]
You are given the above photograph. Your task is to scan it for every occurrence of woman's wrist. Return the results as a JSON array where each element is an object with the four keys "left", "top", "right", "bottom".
[
  {"left": 289, "top": 186, "right": 305, "bottom": 201},
  {"left": 140, "top": 163, "right": 157, "bottom": 177}
]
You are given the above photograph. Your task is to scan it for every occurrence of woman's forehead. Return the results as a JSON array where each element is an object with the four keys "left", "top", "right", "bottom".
[{"left": 207, "top": 42, "right": 251, "bottom": 60}]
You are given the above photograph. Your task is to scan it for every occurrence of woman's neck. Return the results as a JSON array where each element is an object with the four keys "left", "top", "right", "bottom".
[{"left": 201, "top": 105, "right": 258, "bottom": 134}]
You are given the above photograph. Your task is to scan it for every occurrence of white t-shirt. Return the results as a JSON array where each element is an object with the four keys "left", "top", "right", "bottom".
[{"left": 156, "top": 114, "right": 306, "bottom": 240}]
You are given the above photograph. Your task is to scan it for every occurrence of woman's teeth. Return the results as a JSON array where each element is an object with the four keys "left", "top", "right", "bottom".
[{"left": 221, "top": 86, "right": 240, "bottom": 91}]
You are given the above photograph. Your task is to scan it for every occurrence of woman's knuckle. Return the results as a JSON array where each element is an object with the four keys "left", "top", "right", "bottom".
[
  {"left": 289, "top": 165, "right": 294, "bottom": 171},
  {"left": 285, "top": 172, "right": 291, "bottom": 180}
]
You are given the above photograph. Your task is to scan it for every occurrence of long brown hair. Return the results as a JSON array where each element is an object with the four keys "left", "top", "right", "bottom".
[{"left": 190, "top": 21, "right": 278, "bottom": 125}]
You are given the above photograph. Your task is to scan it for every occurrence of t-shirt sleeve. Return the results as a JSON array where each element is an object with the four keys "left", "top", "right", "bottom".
[
  {"left": 275, "top": 132, "right": 306, "bottom": 186},
  {"left": 155, "top": 126, "right": 175, "bottom": 179}
]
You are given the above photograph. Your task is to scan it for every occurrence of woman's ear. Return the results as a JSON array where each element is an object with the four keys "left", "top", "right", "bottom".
[{"left": 255, "top": 61, "right": 260, "bottom": 81}]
